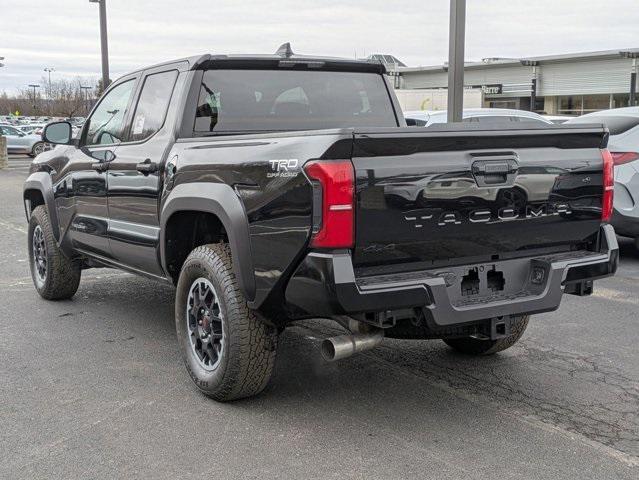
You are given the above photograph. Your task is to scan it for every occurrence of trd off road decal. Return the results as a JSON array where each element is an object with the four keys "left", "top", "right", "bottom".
[{"left": 267, "top": 159, "right": 299, "bottom": 178}]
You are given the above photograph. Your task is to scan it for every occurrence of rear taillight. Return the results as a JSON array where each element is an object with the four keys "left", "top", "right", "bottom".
[
  {"left": 304, "top": 160, "right": 354, "bottom": 248},
  {"left": 610, "top": 151, "right": 639, "bottom": 166},
  {"left": 601, "top": 149, "right": 614, "bottom": 222}
]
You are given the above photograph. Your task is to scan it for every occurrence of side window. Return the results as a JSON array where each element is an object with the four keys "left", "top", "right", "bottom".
[
  {"left": 83, "top": 79, "right": 135, "bottom": 147},
  {"left": 1, "top": 125, "right": 20, "bottom": 136},
  {"left": 406, "top": 118, "right": 427, "bottom": 127},
  {"left": 129, "top": 70, "right": 178, "bottom": 142},
  {"left": 517, "top": 117, "right": 548, "bottom": 126},
  {"left": 475, "top": 116, "right": 512, "bottom": 125}
]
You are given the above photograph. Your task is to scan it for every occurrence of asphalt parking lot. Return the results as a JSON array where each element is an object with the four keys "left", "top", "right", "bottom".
[{"left": 1, "top": 154, "right": 638, "bottom": 479}]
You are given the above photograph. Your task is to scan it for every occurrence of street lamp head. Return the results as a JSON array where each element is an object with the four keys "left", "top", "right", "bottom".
[
  {"left": 28, "top": 84, "right": 40, "bottom": 88},
  {"left": 89, "top": 0, "right": 101, "bottom": 3}
]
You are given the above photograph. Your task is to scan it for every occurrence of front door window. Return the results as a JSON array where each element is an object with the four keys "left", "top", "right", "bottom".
[{"left": 83, "top": 79, "right": 135, "bottom": 147}]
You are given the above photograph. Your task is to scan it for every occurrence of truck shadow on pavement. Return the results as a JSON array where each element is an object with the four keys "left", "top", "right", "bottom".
[
  {"left": 40, "top": 271, "right": 639, "bottom": 464},
  {"left": 617, "top": 236, "right": 639, "bottom": 260}
]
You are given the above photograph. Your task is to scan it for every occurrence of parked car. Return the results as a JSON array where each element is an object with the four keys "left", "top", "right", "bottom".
[
  {"left": 71, "top": 123, "right": 84, "bottom": 139},
  {"left": 16, "top": 124, "right": 46, "bottom": 135},
  {"left": 25, "top": 47, "right": 617, "bottom": 401},
  {"left": 405, "top": 108, "right": 554, "bottom": 127},
  {"left": 542, "top": 115, "right": 574, "bottom": 124},
  {"left": 0, "top": 124, "right": 46, "bottom": 156},
  {"left": 566, "top": 107, "right": 639, "bottom": 247}
]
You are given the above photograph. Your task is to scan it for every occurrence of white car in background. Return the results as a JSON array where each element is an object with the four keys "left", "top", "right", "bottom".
[
  {"left": 542, "top": 115, "right": 575, "bottom": 124},
  {"left": 404, "top": 108, "right": 554, "bottom": 127},
  {"left": 16, "top": 124, "right": 46, "bottom": 135},
  {"left": 0, "top": 124, "right": 47, "bottom": 157},
  {"left": 391, "top": 108, "right": 556, "bottom": 205},
  {"left": 567, "top": 107, "right": 639, "bottom": 247}
]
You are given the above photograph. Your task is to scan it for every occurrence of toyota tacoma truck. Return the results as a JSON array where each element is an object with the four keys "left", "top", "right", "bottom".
[{"left": 24, "top": 45, "right": 618, "bottom": 401}]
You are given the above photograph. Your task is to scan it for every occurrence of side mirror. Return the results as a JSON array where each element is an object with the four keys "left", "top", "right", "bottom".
[
  {"left": 405, "top": 118, "right": 418, "bottom": 127},
  {"left": 87, "top": 149, "right": 116, "bottom": 163},
  {"left": 43, "top": 121, "right": 73, "bottom": 145}
]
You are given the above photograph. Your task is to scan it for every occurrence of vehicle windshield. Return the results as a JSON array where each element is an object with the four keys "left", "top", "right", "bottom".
[{"left": 194, "top": 69, "right": 398, "bottom": 133}]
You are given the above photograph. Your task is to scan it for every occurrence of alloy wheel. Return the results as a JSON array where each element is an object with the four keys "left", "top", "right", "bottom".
[
  {"left": 186, "top": 277, "right": 225, "bottom": 370},
  {"left": 32, "top": 143, "right": 44, "bottom": 156},
  {"left": 32, "top": 224, "right": 47, "bottom": 287}
]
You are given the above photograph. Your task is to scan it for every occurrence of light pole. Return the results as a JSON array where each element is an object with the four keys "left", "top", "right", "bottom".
[
  {"left": 620, "top": 51, "right": 639, "bottom": 107},
  {"left": 28, "top": 84, "right": 41, "bottom": 114},
  {"left": 447, "top": 0, "right": 466, "bottom": 123},
  {"left": 89, "top": 0, "right": 110, "bottom": 90},
  {"left": 44, "top": 67, "right": 54, "bottom": 115},
  {"left": 80, "top": 85, "right": 92, "bottom": 114},
  {"left": 521, "top": 60, "right": 539, "bottom": 112}
]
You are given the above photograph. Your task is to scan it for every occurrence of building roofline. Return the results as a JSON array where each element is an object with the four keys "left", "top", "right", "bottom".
[{"left": 399, "top": 48, "right": 639, "bottom": 73}]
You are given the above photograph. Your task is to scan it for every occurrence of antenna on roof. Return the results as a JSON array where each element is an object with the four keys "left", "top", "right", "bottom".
[{"left": 276, "top": 42, "right": 294, "bottom": 58}]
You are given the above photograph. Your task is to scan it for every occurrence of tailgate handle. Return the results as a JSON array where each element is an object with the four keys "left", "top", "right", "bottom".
[{"left": 472, "top": 158, "right": 519, "bottom": 187}]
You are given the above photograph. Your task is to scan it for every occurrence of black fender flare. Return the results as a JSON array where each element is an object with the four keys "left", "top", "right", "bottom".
[
  {"left": 160, "top": 182, "right": 256, "bottom": 302},
  {"left": 23, "top": 172, "right": 60, "bottom": 242}
]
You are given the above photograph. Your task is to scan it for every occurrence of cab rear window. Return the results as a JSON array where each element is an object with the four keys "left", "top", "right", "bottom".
[{"left": 194, "top": 69, "right": 397, "bottom": 133}]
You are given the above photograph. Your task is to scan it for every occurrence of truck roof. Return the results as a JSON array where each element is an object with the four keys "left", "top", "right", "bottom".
[{"left": 124, "top": 44, "right": 387, "bottom": 77}]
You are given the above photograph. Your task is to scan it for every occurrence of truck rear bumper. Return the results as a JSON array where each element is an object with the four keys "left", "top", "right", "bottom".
[{"left": 285, "top": 225, "right": 618, "bottom": 327}]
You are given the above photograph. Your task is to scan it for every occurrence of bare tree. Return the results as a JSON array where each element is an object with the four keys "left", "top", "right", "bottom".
[{"left": 0, "top": 76, "right": 99, "bottom": 117}]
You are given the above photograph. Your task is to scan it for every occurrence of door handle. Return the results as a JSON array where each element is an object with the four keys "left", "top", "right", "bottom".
[
  {"left": 91, "top": 162, "right": 109, "bottom": 172},
  {"left": 136, "top": 158, "right": 158, "bottom": 174}
]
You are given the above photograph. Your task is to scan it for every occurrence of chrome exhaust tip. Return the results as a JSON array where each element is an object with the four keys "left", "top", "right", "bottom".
[{"left": 321, "top": 329, "right": 384, "bottom": 362}]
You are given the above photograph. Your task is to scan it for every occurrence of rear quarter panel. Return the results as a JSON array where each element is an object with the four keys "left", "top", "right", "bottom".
[{"left": 164, "top": 130, "right": 353, "bottom": 308}]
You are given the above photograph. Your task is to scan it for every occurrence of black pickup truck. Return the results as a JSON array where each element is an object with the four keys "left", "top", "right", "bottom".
[{"left": 24, "top": 45, "right": 618, "bottom": 401}]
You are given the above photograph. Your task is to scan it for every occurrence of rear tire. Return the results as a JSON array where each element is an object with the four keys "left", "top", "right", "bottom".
[
  {"left": 28, "top": 206, "right": 81, "bottom": 300},
  {"left": 175, "top": 243, "right": 278, "bottom": 402},
  {"left": 443, "top": 315, "right": 529, "bottom": 355}
]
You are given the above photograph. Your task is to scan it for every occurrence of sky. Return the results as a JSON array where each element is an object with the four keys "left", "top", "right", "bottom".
[{"left": 1, "top": 0, "right": 638, "bottom": 94}]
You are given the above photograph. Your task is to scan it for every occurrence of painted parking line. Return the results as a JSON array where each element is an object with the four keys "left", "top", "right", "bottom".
[
  {"left": 0, "top": 218, "right": 27, "bottom": 234},
  {"left": 591, "top": 287, "right": 639, "bottom": 306}
]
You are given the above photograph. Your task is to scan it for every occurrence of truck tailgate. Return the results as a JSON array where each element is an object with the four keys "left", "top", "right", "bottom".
[{"left": 352, "top": 125, "right": 608, "bottom": 269}]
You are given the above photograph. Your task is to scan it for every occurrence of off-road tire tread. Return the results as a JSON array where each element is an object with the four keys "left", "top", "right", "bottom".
[
  {"left": 179, "top": 243, "right": 277, "bottom": 401},
  {"left": 443, "top": 315, "right": 529, "bottom": 355},
  {"left": 29, "top": 206, "right": 81, "bottom": 300}
]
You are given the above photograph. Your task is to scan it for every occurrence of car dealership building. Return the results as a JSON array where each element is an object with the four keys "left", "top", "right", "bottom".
[{"left": 392, "top": 48, "right": 639, "bottom": 115}]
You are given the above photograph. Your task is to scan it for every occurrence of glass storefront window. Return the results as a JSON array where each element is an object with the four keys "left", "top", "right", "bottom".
[{"left": 557, "top": 94, "right": 629, "bottom": 115}]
